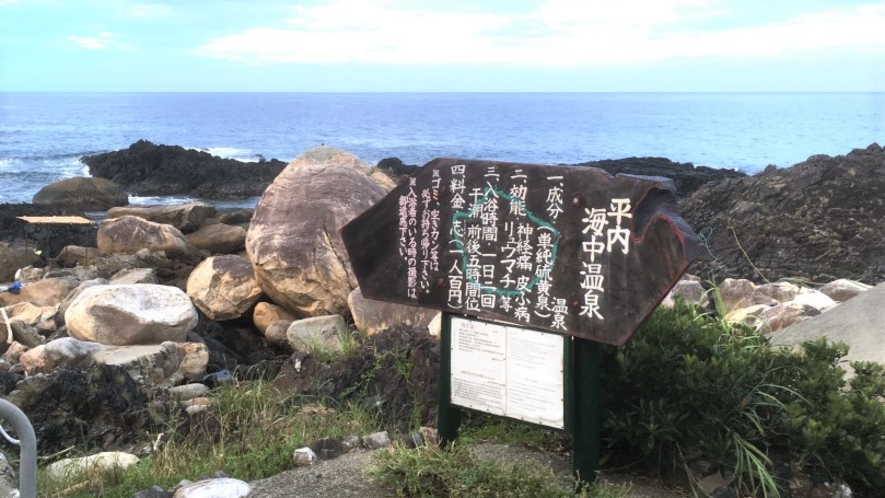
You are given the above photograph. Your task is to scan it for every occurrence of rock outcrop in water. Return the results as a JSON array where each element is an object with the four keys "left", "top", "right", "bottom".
[
  {"left": 82, "top": 140, "right": 287, "bottom": 200},
  {"left": 376, "top": 156, "right": 746, "bottom": 198},
  {"left": 681, "top": 143, "right": 885, "bottom": 284},
  {"left": 574, "top": 157, "right": 746, "bottom": 198}
]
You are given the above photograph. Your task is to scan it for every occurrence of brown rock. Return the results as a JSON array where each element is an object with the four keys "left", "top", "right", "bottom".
[
  {"left": 716, "top": 278, "right": 756, "bottom": 313},
  {"left": 348, "top": 287, "right": 438, "bottom": 336},
  {"left": 32, "top": 176, "right": 128, "bottom": 211},
  {"left": 186, "top": 255, "right": 263, "bottom": 321},
  {"left": 186, "top": 223, "right": 247, "bottom": 254},
  {"left": 818, "top": 278, "right": 872, "bottom": 303},
  {"left": 724, "top": 304, "right": 771, "bottom": 327},
  {"left": 752, "top": 281, "right": 799, "bottom": 304},
  {"left": 287, "top": 315, "right": 348, "bottom": 352},
  {"left": 109, "top": 268, "right": 158, "bottom": 284},
  {"left": 97, "top": 215, "right": 203, "bottom": 264},
  {"left": 107, "top": 202, "right": 216, "bottom": 233},
  {"left": 65, "top": 284, "right": 198, "bottom": 345},
  {"left": 757, "top": 302, "right": 818, "bottom": 333},
  {"left": 2, "top": 341, "right": 30, "bottom": 365},
  {"left": 246, "top": 147, "right": 387, "bottom": 316},
  {"left": 56, "top": 245, "right": 100, "bottom": 267},
  {"left": 263, "top": 319, "right": 293, "bottom": 346},
  {"left": 253, "top": 302, "right": 297, "bottom": 334},
  {"left": 0, "top": 276, "right": 79, "bottom": 308},
  {"left": 2, "top": 302, "right": 55, "bottom": 326}
]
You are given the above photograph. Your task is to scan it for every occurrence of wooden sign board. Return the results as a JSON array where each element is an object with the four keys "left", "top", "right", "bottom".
[{"left": 342, "top": 158, "right": 703, "bottom": 346}]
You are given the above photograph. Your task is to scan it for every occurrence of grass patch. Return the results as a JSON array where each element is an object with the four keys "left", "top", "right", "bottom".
[
  {"left": 459, "top": 416, "right": 568, "bottom": 453},
  {"left": 368, "top": 443, "right": 630, "bottom": 498},
  {"left": 38, "top": 381, "right": 380, "bottom": 498}
]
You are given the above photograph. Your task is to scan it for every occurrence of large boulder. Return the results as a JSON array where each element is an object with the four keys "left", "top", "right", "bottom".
[
  {"left": 107, "top": 202, "right": 216, "bottom": 233},
  {"left": 31, "top": 176, "right": 128, "bottom": 211},
  {"left": 82, "top": 140, "right": 287, "bottom": 199},
  {"left": 682, "top": 143, "right": 885, "bottom": 283},
  {"left": 97, "top": 215, "right": 204, "bottom": 264},
  {"left": 186, "top": 223, "right": 247, "bottom": 254},
  {"left": 246, "top": 147, "right": 388, "bottom": 317},
  {"left": 186, "top": 255, "right": 263, "bottom": 321},
  {"left": 65, "top": 284, "right": 198, "bottom": 345},
  {"left": 286, "top": 314, "right": 347, "bottom": 352},
  {"left": 771, "top": 282, "right": 885, "bottom": 375},
  {"left": 348, "top": 287, "right": 439, "bottom": 336}
]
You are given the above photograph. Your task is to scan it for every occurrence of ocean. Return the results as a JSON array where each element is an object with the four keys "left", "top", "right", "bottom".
[{"left": 1, "top": 92, "right": 883, "bottom": 207}]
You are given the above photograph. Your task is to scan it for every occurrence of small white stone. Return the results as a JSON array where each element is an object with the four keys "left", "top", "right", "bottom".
[
  {"left": 169, "top": 383, "right": 210, "bottom": 401},
  {"left": 185, "top": 404, "right": 209, "bottom": 416},
  {"left": 172, "top": 477, "right": 251, "bottom": 498},
  {"left": 46, "top": 452, "right": 140, "bottom": 480},
  {"left": 361, "top": 431, "right": 391, "bottom": 450},
  {"left": 293, "top": 447, "right": 317, "bottom": 467}
]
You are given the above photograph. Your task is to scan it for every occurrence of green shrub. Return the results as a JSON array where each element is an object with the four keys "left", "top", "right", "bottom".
[{"left": 600, "top": 300, "right": 885, "bottom": 496}]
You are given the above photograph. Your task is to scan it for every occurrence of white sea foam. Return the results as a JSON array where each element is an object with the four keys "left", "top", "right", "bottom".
[
  {"left": 186, "top": 146, "right": 259, "bottom": 162},
  {"left": 129, "top": 195, "right": 198, "bottom": 206}
]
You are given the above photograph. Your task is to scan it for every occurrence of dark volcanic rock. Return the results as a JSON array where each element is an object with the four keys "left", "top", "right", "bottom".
[
  {"left": 681, "top": 143, "right": 885, "bottom": 284},
  {"left": 575, "top": 157, "right": 746, "bottom": 198},
  {"left": 275, "top": 324, "right": 439, "bottom": 427},
  {"left": 82, "top": 140, "right": 287, "bottom": 199},
  {"left": 377, "top": 156, "right": 743, "bottom": 195},
  {"left": 376, "top": 157, "right": 419, "bottom": 179},
  {"left": 0, "top": 203, "right": 84, "bottom": 240},
  {"left": 6, "top": 364, "right": 147, "bottom": 452}
]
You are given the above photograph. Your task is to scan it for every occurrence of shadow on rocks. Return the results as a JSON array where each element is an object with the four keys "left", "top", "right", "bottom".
[
  {"left": 4, "top": 365, "right": 148, "bottom": 453},
  {"left": 274, "top": 324, "right": 440, "bottom": 428}
]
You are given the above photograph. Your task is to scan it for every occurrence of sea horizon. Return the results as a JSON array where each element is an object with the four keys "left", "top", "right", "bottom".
[{"left": 2, "top": 91, "right": 883, "bottom": 206}]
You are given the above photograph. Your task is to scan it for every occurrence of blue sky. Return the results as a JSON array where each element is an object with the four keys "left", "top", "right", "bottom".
[{"left": 1, "top": 0, "right": 884, "bottom": 92}]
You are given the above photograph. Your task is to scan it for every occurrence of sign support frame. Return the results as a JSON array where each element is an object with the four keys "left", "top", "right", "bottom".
[{"left": 436, "top": 311, "right": 602, "bottom": 487}]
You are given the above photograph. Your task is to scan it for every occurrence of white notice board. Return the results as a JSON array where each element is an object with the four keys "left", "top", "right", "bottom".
[{"left": 450, "top": 316, "right": 565, "bottom": 429}]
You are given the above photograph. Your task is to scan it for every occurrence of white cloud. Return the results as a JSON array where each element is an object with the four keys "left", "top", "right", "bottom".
[
  {"left": 68, "top": 32, "right": 137, "bottom": 51},
  {"left": 0, "top": 0, "right": 19, "bottom": 5},
  {"left": 192, "top": 0, "right": 885, "bottom": 66}
]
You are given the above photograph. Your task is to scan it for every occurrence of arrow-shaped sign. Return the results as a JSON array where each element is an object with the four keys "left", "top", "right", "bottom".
[{"left": 342, "top": 158, "right": 703, "bottom": 346}]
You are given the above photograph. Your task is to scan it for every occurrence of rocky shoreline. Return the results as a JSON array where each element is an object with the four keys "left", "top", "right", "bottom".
[{"left": 0, "top": 142, "right": 883, "bottom": 497}]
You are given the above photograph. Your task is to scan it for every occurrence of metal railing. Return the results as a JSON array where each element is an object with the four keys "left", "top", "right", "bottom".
[{"left": 0, "top": 398, "right": 36, "bottom": 498}]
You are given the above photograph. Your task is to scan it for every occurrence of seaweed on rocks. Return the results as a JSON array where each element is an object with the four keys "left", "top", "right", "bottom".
[{"left": 5, "top": 365, "right": 148, "bottom": 452}]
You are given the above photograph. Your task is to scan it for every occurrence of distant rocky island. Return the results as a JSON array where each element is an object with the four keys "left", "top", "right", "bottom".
[{"left": 81, "top": 139, "right": 288, "bottom": 199}]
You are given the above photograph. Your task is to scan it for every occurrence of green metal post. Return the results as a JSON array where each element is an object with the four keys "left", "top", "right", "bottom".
[
  {"left": 437, "top": 313, "right": 461, "bottom": 447},
  {"left": 572, "top": 337, "right": 602, "bottom": 486}
]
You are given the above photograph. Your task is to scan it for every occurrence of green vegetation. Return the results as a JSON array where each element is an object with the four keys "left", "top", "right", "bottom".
[
  {"left": 367, "top": 443, "right": 629, "bottom": 498},
  {"left": 33, "top": 299, "right": 885, "bottom": 497},
  {"left": 38, "top": 383, "right": 380, "bottom": 498},
  {"left": 600, "top": 299, "right": 885, "bottom": 497}
]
